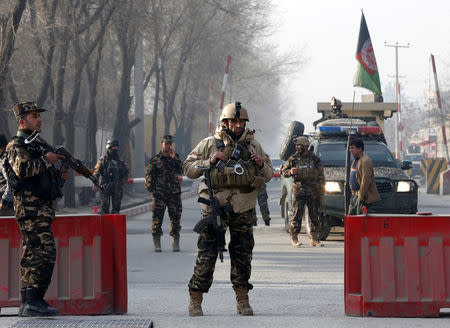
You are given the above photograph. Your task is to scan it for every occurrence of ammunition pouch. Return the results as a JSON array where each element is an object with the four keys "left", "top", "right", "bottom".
[
  {"left": 210, "top": 161, "right": 256, "bottom": 190},
  {"left": 296, "top": 165, "right": 319, "bottom": 181}
]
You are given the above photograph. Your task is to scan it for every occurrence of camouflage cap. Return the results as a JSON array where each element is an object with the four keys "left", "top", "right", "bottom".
[
  {"left": 161, "top": 135, "right": 173, "bottom": 144},
  {"left": 13, "top": 101, "right": 46, "bottom": 118}
]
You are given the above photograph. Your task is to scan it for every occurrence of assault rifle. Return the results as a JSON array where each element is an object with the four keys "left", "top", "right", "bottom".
[
  {"left": 24, "top": 131, "right": 104, "bottom": 191},
  {"left": 193, "top": 166, "right": 232, "bottom": 262}
]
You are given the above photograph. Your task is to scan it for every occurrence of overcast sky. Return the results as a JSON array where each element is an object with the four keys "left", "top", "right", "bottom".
[{"left": 271, "top": 0, "right": 450, "bottom": 134}]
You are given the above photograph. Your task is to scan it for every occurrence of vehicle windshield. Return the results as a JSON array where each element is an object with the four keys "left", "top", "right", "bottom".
[{"left": 316, "top": 142, "right": 398, "bottom": 168}]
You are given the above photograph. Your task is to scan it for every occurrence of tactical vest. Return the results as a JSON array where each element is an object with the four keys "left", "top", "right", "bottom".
[
  {"left": 210, "top": 138, "right": 257, "bottom": 190},
  {"left": 296, "top": 164, "right": 319, "bottom": 181},
  {"left": 5, "top": 136, "right": 62, "bottom": 201}
]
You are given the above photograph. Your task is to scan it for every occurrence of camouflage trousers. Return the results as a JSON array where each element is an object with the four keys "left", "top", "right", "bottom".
[
  {"left": 289, "top": 191, "right": 319, "bottom": 236},
  {"left": 99, "top": 188, "right": 123, "bottom": 214},
  {"left": 17, "top": 217, "right": 56, "bottom": 291},
  {"left": 188, "top": 209, "right": 254, "bottom": 293},
  {"left": 151, "top": 191, "right": 182, "bottom": 237},
  {"left": 252, "top": 186, "right": 271, "bottom": 223}
]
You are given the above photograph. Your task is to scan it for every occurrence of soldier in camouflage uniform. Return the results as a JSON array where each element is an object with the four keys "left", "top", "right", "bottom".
[
  {"left": 184, "top": 102, "right": 273, "bottom": 317},
  {"left": 5, "top": 102, "right": 69, "bottom": 316},
  {"left": 0, "top": 134, "right": 14, "bottom": 216},
  {"left": 145, "top": 135, "right": 183, "bottom": 252},
  {"left": 251, "top": 184, "right": 271, "bottom": 226},
  {"left": 93, "top": 140, "right": 129, "bottom": 214},
  {"left": 282, "top": 136, "right": 325, "bottom": 247}
]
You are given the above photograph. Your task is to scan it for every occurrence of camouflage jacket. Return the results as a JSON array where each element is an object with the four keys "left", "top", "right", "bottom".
[
  {"left": 93, "top": 154, "right": 129, "bottom": 189},
  {"left": 6, "top": 130, "right": 56, "bottom": 219},
  {"left": 183, "top": 127, "right": 273, "bottom": 213},
  {"left": 282, "top": 150, "right": 325, "bottom": 195},
  {"left": 0, "top": 150, "right": 13, "bottom": 208},
  {"left": 145, "top": 152, "right": 182, "bottom": 194}
]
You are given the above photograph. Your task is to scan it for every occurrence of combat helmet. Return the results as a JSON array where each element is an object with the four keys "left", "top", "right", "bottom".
[
  {"left": 220, "top": 102, "right": 249, "bottom": 122},
  {"left": 330, "top": 97, "right": 342, "bottom": 108},
  {"left": 295, "top": 136, "right": 309, "bottom": 146},
  {"left": 106, "top": 139, "right": 119, "bottom": 149}
]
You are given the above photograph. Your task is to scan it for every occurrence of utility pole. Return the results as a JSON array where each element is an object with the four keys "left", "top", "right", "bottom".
[
  {"left": 430, "top": 54, "right": 450, "bottom": 163},
  {"left": 134, "top": 34, "right": 145, "bottom": 190},
  {"left": 217, "top": 56, "right": 231, "bottom": 123},
  {"left": 385, "top": 42, "right": 409, "bottom": 159}
]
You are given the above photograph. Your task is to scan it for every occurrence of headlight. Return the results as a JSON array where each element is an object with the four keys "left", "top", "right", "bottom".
[
  {"left": 397, "top": 181, "right": 411, "bottom": 192},
  {"left": 325, "top": 181, "right": 342, "bottom": 193}
]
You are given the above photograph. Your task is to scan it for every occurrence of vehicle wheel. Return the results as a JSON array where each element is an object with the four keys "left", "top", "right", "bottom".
[
  {"left": 317, "top": 214, "right": 331, "bottom": 241},
  {"left": 284, "top": 199, "right": 290, "bottom": 233},
  {"left": 279, "top": 121, "right": 305, "bottom": 161}
]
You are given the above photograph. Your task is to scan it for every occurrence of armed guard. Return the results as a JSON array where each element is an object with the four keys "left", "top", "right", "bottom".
[
  {"left": 251, "top": 184, "right": 271, "bottom": 226},
  {"left": 145, "top": 135, "right": 183, "bottom": 252},
  {"left": 6, "top": 102, "right": 69, "bottom": 316},
  {"left": 93, "top": 140, "right": 129, "bottom": 214},
  {"left": 184, "top": 102, "right": 273, "bottom": 317},
  {"left": 281, "top": 136, "right": 325, "bottom": 247},
  {"left": 0, "top": 134, "right": 14, "bottom": 216}
]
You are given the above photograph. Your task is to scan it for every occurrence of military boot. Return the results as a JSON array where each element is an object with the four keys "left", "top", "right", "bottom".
[
  {"left": 22, "top": 287, "right": 58, "bottom": 317},
  {"left": 235, "top": 287, "right": 253, "bottom": 316},
  {"left": 153, "top": 235, "right": 161, "bottom": 252},
  {"left": 291, "top": 234, "right": 302, "bottom": 248},
  {"left": 172, "top": 234, "right": 180, "bottom": 252},
  {"left": 188, "top": 290, "right": 203, "bottom": 317},
  {"left": 18, "top": 288, "right": 26, "bottom": 317},
  {"left": 310, "top": 232, "right": 323, "bottom": 247}
]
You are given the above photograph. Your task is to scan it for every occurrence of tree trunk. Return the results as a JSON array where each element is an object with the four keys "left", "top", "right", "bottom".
[
  {"left": 151, "top": 67, "right": 160, "bottom": 156},
  {"left": 53, "top": 41, "right": 69, "bottom": 145},
  {"left": 0, "top": 0, "right": 27, "bottom": 136},
  {"left": 112, "top": 34, "right": 134, "bottom": 167}
]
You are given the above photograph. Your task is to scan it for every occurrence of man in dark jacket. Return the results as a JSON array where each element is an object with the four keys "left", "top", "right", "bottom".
[{"left": 93, "top": 140, "right": 129, "bottom": 214}]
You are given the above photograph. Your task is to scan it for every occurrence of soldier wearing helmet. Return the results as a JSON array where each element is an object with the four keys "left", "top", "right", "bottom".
[
  {"left": 326, "top": 97, "right": 348, "bottom": 119},
  {"left": 93, "top": 139, "right": 129, "bottom": 214},
  {"left": 183, "top": 101, "right": 273, "bottom": 317},
  {"left": 281, "top": 136, "right": 325, "bottom": 247}
]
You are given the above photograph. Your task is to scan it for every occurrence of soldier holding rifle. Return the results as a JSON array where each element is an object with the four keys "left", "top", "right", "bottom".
[
  {"left": 183, "top": 102, "right": 273, "bottom": 317},
  {"left": 5, "top": 102, "right": 68, "bottom": 317}
]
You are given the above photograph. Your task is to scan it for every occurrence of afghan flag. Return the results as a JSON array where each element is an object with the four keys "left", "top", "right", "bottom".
[{"left": 353, "top": 12, "right": 382, "bottom": 95}]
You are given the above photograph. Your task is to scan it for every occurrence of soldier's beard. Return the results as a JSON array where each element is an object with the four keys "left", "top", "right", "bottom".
[{"left": 225, "top": 128, "right": 243, "bottom": 141}]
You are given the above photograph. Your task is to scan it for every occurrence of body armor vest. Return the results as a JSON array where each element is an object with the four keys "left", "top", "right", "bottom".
[
  {"left": 296, "top": 164, "right": 319, "bottom": 181},
  {"left": 6, "top": 136, "right": 62, "bottom": 201},
  {"left": 210, "top": 138, "right": 258, "bottom": 190}
]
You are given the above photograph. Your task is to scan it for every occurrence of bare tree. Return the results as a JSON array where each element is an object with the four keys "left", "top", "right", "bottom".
[{"left": 0, "top": 0, "right": 27, "bottom": 136}]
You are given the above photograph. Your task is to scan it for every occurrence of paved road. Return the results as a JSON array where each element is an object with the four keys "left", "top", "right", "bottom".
[{"left": 2, "top": 180, "right": 450, "bottom": 327}]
